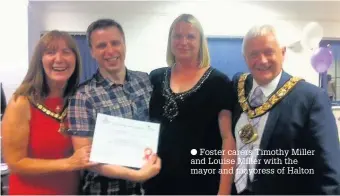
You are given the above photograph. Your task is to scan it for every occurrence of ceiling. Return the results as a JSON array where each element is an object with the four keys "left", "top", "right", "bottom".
[{"left": 29, "top": 1, "right": 340, "bottom": 22}]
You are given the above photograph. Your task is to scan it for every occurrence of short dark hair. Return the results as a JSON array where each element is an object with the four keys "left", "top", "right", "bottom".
[{"left": 86, "top": 18, "right": 125, "bottom": 48}]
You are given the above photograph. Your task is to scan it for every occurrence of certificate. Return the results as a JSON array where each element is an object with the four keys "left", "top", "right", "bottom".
[{"left": 90, "top": 113, "right": 160, "bottom": 168}]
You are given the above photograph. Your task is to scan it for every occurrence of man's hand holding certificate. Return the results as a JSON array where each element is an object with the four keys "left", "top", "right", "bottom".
[{"left": 90, "top": 113, "right": 160, "bottom": 169}]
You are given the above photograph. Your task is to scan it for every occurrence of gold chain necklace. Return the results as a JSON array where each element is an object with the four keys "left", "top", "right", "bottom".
[
  {"left": 237, "top": 73, "right": 303, "bottom": 144},
  {"left": 237, "top": 73, "right": 303, "bottom": 119},
  {"left": 30, "top": 99, "right": 68, "bottom": 134}
]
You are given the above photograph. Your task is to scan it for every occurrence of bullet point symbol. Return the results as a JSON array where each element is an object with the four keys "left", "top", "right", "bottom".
[{"left": 191, "top": 149, "right": 197, "bottom": 155}]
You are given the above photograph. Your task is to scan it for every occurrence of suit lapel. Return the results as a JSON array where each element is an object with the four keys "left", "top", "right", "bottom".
[{"left": 258, "top": 71, "right": 292, "bottom": 155}]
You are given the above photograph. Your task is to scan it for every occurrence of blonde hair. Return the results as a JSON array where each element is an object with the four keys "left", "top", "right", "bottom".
[
  {"left": 13, "top": 30, "right": 82, "bottom": 105},
  {"left": 166, "top": 14, "right": 210, "bottom": 68}
]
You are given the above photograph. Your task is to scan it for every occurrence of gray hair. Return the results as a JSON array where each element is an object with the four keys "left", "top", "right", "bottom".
[{"left": 242, "top": 25, "right": 281, "bottom": 54}]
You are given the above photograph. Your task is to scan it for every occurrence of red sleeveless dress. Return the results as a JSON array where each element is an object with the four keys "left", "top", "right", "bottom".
[{"left": 8, "top": 97, "right": 79, "bottom": 195}]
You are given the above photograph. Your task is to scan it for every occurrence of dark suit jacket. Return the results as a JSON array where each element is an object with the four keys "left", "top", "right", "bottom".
[{"left": 231, "top": 71, "right": 340, "bottom": 195}]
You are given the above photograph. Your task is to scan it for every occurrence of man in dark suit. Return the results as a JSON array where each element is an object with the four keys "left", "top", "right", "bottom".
[{"left": 231, "top": 25, "right": 340, "bottom": 195}]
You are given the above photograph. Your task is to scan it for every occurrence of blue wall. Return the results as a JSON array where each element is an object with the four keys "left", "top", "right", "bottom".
[
  {"left": 72, "top": 35, "right": 249, "bottom": 82},
  {"left": 72, "top": 35, "right": 98, "bottom": 83},
  {"left": 207, "top": 37, "right": 248, "bottom": 79}
]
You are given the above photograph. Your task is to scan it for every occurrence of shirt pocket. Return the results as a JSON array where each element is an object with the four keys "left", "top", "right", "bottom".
[
  {"left": 96, "top": 100, "right": 122, "bottom": 117},
  {"left": 132, "top": 86, "right": 152, "bottom": 120}
]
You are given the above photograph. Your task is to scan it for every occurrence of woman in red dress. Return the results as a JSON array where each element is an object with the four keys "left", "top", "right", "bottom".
[{"left": 1, "top": 30, "right": 96, "bottom": 195}]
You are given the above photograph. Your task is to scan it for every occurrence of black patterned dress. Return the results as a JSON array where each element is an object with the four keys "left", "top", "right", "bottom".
[{"left": 144, "top": 67, "right": 235, "bottom": 195}]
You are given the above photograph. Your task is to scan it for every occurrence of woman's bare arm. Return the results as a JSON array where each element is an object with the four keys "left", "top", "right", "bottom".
[
  {"left": 1, "top": 96, "right": 92, "bottom": 175},
  {"left": 217, "top": 109, "right": 236, "bottom": 195}
]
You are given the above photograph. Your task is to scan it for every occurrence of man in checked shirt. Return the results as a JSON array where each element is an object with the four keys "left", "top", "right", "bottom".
[{"left": 66, "top": 18, "right": 161, "bottom": 195}]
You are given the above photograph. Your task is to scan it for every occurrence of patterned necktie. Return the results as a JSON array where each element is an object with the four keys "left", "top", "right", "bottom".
[
  {"left": 234, "top": 86, "right": 264, "bottom": 193},
  {"left": 249, "top": 86, "right": 264, "bottom": 107}
]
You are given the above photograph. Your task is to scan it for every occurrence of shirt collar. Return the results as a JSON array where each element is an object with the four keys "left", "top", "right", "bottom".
[
  {"left": 252, "top": 70, "right": 282, "bottom": 97},
  {"left": 95, "top": 68, "right": 132, "bottom": 86}
]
